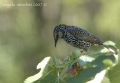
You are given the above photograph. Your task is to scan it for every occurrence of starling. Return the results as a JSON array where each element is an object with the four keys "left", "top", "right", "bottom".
[{"left": 53, "top": 24, "right": 103, "bottom": 52}]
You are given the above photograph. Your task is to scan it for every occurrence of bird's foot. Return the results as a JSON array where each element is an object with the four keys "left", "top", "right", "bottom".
[{"left": 80, "top": 49, "right": 87, "bottom": 55}]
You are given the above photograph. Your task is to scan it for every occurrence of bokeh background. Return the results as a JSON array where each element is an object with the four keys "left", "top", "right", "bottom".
[{"left": 0, "top": 0, "right": 120, "bottom": 83}]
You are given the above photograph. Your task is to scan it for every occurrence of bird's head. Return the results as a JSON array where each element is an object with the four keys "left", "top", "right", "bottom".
[{"left": 53, "top": 24, "right": 66, "bottom": 47}]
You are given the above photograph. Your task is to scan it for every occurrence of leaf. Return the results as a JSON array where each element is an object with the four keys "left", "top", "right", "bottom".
[
  {"left": 24, "top": 57, "right": 51, "bottom": 83},
  {"left": 24, "top": 41, "right": 119, "bottom": 83}
]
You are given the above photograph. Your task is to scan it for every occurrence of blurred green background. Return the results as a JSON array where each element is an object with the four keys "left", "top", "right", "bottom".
[{"left": 0, "top": 0, "right": 120, "bottom": 83}]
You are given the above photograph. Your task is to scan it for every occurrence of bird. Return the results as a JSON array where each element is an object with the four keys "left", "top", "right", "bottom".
[{"left": 53, "top": 24, "right": 103, "bottom": 52}]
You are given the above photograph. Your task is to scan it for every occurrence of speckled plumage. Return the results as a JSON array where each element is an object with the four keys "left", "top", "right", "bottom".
[{"left": 53, "top": 24, "right": 103, "bottom": 51}]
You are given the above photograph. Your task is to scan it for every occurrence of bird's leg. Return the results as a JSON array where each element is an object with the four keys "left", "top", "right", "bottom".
[{"left": 80, "top": 49, "right": 87, "bottom": 55}]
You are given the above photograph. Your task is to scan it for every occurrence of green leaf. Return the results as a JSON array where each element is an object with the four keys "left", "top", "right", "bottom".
[{"left": 24, "top": 41, "right": 119, "bottom": 83}]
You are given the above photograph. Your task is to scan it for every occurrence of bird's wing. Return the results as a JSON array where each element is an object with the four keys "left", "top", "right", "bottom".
[
  {"left": 66, "top": 26, "right": 92, "bottom": 40},
  {"left": 66, "top": 26, "right": 103, "bottom": 44}
]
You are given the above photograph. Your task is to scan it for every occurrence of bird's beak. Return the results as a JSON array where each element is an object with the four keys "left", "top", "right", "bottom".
[{"left": 54, "top": 35, "right": 58, "bottom": 47}]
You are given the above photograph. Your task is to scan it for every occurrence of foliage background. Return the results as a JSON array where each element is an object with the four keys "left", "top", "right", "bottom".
[{"left": 0, "top": 0, "right": 120, "bottom": 83}]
